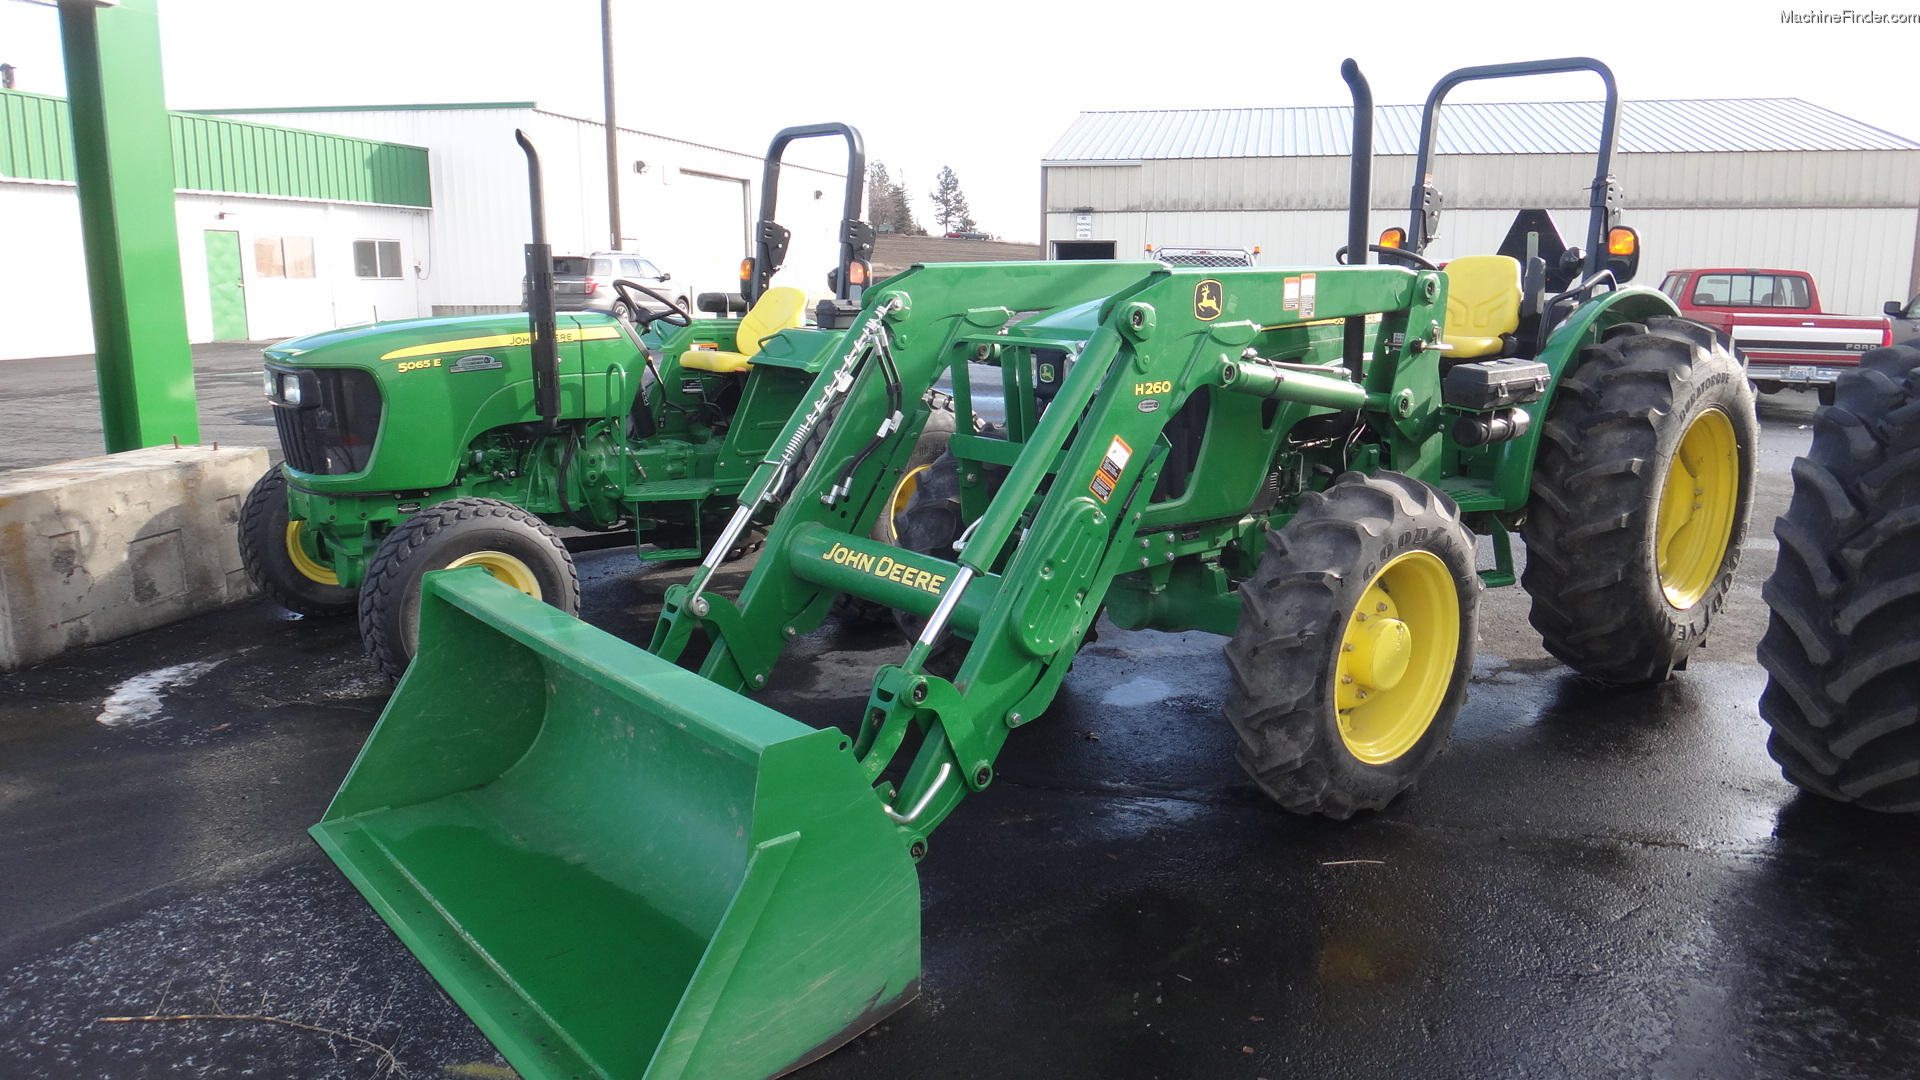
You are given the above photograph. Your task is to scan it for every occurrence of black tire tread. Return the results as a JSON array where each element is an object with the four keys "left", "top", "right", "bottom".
[
  {"left": 237, "top": 467, "right": 358, "bottom": 616},
  {"left": 1522, "top": 317, "right": 1758, "bottom": 684},
  {"left": 1759, "top": 343, "right": 1920, "bottom": 812},
  {"left": 359, "top": 497, "right": 579, "bottom": 680},
  {"left": 1223, "top": 471, "right": 1479, "bottom": 819}
]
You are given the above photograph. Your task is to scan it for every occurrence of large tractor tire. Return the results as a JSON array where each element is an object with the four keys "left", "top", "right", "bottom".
[
  {"left": 1224, "top": 471, "right": 1480, "bottom": 819},
  {"left": 359, "top": 497, "right": 579, "bottom": 680},
  {"left": 1758, "top": 344, "right": 1920, "bottom": 812},
  {"left": 238, "top": 466, "right": 358, "bottom": 616},
  {"left": 1522, "top": 317, "right": 1757, "bottom": 684}
]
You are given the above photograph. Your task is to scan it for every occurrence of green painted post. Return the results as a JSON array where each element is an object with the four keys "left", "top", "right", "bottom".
[{"left": 58, "top": 0, "right": 199, "bottom": 451}]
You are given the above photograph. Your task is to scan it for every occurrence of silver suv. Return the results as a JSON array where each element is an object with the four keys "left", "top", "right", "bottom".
[{"left": 525, "top": 252, "right": 685, "bottom": 321}]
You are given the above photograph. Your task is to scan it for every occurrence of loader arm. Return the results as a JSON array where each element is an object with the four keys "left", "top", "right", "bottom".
[{"left": 651, "top": 260, "right": 1443, "bottom": 850}]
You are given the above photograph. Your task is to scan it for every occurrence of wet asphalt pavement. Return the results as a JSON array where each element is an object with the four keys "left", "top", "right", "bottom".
[{"left": 3, "top": 389, "right": 1919, "bottom": 1079}]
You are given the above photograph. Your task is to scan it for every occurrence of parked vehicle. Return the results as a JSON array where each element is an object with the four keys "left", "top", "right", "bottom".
[
  {"left": 312, "top": 58, "right": 1758, "bottom": 1080},
  {"left": 1658, "top": 268, "right": 1891, "bottom": 403},
  {"left": 522, "top": 251, "right": 683, "bottom": 323},
  {"left": 1882, "top": 292, "right": 1920, "bottom": 343},
  {"left": 240, "top": 123, "right": 917, "bottom": 679}
]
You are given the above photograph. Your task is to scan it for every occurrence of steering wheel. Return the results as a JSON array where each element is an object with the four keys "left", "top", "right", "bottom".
[
  {"left": 1335, "top": 244, "right": 1441, "bottom": 272},
  {"left": 611, "top": 280, "right": 693, "bottom": 329}
]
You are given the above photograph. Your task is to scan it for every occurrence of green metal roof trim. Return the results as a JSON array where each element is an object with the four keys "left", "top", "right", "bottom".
[
  {"left": 194, "top": 102, "right": 536, "bottom": 114},
  {"left": 1, "top": 89, "right": 432, "bottom": 207}
]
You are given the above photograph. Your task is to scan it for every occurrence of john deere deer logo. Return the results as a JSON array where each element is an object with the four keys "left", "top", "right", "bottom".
[{"left": 1194, "top": 279, "right": 1224, "bottom": 321}]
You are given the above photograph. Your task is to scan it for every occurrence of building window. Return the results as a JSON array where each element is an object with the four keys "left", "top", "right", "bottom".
[
  {"left": 254, "top": 238, "right": 283, "bottom": 278},
  {"left": 254, "top": 237, "right": 317, "bottom": 279},
  {"left": 285, "top": 237, "right": 315, "bottom": 279},
  {"left": 353, "top": 239, "right": 403, "bottom": 279}
]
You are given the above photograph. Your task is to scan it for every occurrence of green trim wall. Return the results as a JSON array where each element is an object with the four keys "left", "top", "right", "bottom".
[{"left": 0, "top": 88, "right": 431, "bottom": 207}]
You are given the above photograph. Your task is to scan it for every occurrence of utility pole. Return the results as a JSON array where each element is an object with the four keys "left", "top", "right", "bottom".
[{"left": 601, "top": 0, "right": 621, "bottom": 250}]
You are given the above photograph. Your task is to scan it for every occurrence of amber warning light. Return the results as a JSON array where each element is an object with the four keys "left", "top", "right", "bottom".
[
  {"left": 1378, "top": 227, "right": 1406, "bottom": 250},
  {"left": 1607, "top": 227, "right": 1638, "bottom": 257}
]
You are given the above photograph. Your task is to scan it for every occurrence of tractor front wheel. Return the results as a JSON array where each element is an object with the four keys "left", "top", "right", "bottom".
[
  {"left": 1759, "top": 344, "right": 1920, "bottom": 811},
  {"left": 359, "top": 498, "right": 579, "bottom": 679},
  {"left": 1522, "top": 317, "right": 1757, "bottom": 684},
  {"left": 1224, "top": 471, "right": 1480, "bottom": 818},
  {"left": 238, "top": 466, "right": 358, "bottom": 616}
]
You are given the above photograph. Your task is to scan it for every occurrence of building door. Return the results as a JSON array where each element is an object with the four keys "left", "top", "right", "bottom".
[
  {"left": 1052, "top": 240, "right": 1116, "bottom": 260},
  {"left": 203, "top": 230, "right": 248, "bottom": 339},
  {"left": 665, "top": 171, "right": 752, "bottom": 299}
]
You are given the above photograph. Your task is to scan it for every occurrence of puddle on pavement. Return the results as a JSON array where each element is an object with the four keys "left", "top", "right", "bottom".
[
  {"left": 95, "top": 660, "right": 228, "bottom": 727},
  {"left": 1103, "top": 677, "right": 1174, "bottom": 707}
]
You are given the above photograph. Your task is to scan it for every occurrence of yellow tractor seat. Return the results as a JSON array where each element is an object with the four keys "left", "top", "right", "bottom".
[
  {"left": 1441, "top": 255, "right": 1522, "bottom": 360},
  {"left": 678, "top": 286, "right": 808, "bottom": 373}
]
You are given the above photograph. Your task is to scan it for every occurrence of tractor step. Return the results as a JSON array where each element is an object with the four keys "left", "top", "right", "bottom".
[{"left": 624, "top": 478, "right": 719, "bottom": 503}]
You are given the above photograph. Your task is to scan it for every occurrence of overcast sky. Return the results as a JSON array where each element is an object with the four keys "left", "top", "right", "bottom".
[{"left": 2, "top": 0, "right": 1911, "bottom": 243}]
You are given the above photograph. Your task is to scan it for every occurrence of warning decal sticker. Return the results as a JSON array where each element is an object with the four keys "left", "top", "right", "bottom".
[{"left": 1089, "top": 435, "right": 1133, "bottom": 502}]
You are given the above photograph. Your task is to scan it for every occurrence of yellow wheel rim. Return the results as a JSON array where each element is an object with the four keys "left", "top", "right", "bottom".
[
  {"left": 284, "top": 520, "right": 340, "bottom": 586},
  {"left": 1656, "top": 407, "right": 1740, "bottom": 609},
  {"left": 882, "top": 464, "right": 931, "bottom": 544},
  {"left": 445, "top": 551, "right": 543, "bottom": 599},
  {"left": 1335, "top": 550, "right": 1460, "bottom": 765}
]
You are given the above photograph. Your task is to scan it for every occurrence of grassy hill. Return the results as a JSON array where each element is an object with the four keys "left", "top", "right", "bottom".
[{"left": 872, "top": 234, "right": 1042, "bottom": 277}]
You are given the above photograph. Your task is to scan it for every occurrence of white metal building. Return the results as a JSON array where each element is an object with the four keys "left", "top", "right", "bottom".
[
  {"left": 0, "top": 96, "right": 843, "bottom": 361},
  {"left": 201, "top": 103, "right": 847, "bottom": 322},
  {"left": 1042, "top": 99, "right": 1920, "bottom": 317}
]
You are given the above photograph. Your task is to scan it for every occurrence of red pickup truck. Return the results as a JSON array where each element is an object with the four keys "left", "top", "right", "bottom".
[{"left": 1657, "top": 268, "right": 1891, "bottom": 403}]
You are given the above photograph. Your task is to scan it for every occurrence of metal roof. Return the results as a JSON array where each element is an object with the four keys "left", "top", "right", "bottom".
[{"left": 1045, "top": 99, "right": 1920, "bottom": 162}]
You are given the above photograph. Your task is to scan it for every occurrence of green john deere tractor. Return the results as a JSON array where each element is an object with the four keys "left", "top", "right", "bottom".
[
  {"left": 310, "top": 58, "right": 1756, "bottom": 1079},
  {"left": 239, "top": 123, "right": 949, "bottom": 678}
]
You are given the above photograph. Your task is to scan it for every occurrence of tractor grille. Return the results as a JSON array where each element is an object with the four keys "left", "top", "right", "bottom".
[
  {"left": 272, "top": 368, "right": 384, "bottom": 475},
  {"left": 1155, "top": 248, "right": 1257, "bottom": 268}
]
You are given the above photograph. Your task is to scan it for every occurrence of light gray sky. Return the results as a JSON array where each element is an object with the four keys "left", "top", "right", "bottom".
[{"left": 2, "top": 0, "right": 1911, "bottom": 242}]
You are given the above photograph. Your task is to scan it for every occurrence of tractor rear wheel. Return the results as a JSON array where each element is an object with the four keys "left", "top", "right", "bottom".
[
  {"left": 1224, "top": 471, "right": 1479, "bottom": 819},
  {"left": 238, "top": 466, "right": 358, "bottom": 616},
  {"left": 1759, "top": 344, "right": 1920, "bottom": 812},
  {"left": 359, "top": 497, "right": 579, "bottom": 679},
  {"left": 1522, "top": 317, "right": 1756, "bottom": 684}
]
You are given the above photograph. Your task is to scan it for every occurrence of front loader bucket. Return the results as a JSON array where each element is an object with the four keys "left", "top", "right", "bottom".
[{"left": 311, "top": 568, "right": 920, "bottom": 1080}]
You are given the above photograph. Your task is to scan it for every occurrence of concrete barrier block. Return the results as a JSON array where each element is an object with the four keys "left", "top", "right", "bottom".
[{"left": 0, "top": 445, "right": 271, "bottom": 671}]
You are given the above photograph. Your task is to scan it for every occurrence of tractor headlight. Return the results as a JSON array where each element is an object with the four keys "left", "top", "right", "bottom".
[
  {"left": 263, "top": 369, "right": 277, "bottom": 398},
  {"left": 282, "top": 375, "right": 303, "bottom": 406}
]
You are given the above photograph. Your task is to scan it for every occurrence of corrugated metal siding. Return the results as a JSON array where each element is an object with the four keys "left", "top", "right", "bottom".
[
  {"left": 1046, "top": 205, "right": 1915, "bottom": 317},
  {"left": 1047, "top": 151, "right": 1920, "bottom": 213},
  {"left": 1048, "top": 99, "right": 1920, "bottom": 161},
  {"left": 0, "top": 89, "right": 431, "bottom": 206},
  {"left": 0, "top": 90, "right": 71, "bottom": 182},
  {"left": 171, "top": 114, "right": 431, "bottom": 206}
]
